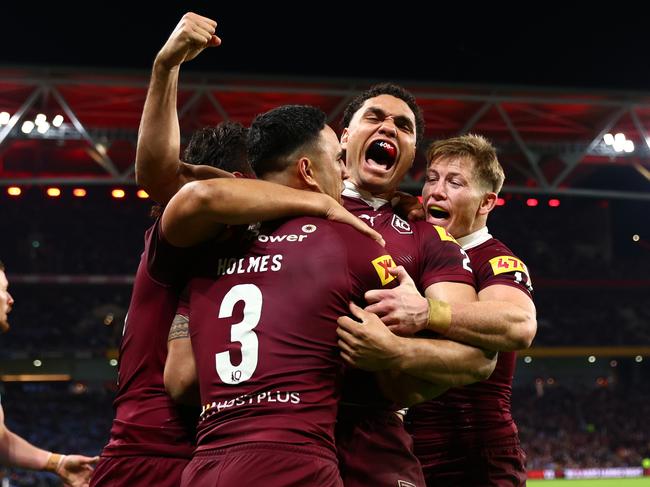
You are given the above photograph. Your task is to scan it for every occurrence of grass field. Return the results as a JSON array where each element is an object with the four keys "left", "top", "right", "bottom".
[{"left": 528, "top": 478, "right": 650, "bottom": 485}]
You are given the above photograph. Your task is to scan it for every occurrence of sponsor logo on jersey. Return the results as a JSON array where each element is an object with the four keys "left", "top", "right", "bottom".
[
  {"left": 256, "top": 224, "right": 315, "bottom": 243},
  {"left": 433, "top": 225, "right": 459, "bottom": 244},
  {"left": 391, "top": 214, "right": 412, "bottom": 234},
  {"left": 372, "top": 254, "right": 397, "bottom": 285},
  {"left": 359, "top": 213, "right": 381, "bottom": 226},
  {"left": 489, "top": 255, "right": 528, "bottom": 276}
]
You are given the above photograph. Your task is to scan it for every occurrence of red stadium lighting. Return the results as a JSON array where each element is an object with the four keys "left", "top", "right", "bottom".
[
  {"left": 496, "top": 197, "right": 506, "bottom": 206},
  {"left": 46, "top": 187, "right": 61, "bottom": 197},
  {"left": 526, "top": 198, "right": 538, "bottom": 207},
  {"left": 136, "top": 189, "right": 149, "bottom": 199},
  {"left": 548, "top": 198, "right": 560, "bottom": 207},
  {"left": 72, "top": 188, "right": 87, "bottom": 198},
  {"left": 111, "top": 189, "right": 126, "bottom": 199},
  {"left": 7, "top": 186, "right": 21, "bottom": 196}
]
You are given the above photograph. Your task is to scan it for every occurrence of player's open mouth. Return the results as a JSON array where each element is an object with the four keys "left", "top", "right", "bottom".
[
  {"left": 365, "top": 140, "right": 397, "bottom": 171},
  {"left": 428, "top": 205, "right": 450, "bottom": 219}
]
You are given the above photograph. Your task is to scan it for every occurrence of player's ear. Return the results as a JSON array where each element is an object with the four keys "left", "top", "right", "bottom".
[
  {"left": 340, "top": 128, "right": 349, "bottom": 148},
  {"left": 480, "top": 192, "right": 497, "bottom": 215},
  {"left": 297, "top": 157, "right": 319, "bottom": 191}
]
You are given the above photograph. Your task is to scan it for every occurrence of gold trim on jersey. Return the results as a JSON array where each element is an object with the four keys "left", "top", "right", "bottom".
[{"left": 432, "top": 225, "right": 459, "bottom": 244}]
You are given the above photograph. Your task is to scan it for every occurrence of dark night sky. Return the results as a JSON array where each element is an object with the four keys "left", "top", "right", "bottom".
[{"left": 4, "top": 3, "right": 650, "bottom": 91}]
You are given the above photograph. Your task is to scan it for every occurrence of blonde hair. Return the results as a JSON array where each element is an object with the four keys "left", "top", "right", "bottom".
[{"left": 426, "top": 134, "right": 504, "bottom": 193}]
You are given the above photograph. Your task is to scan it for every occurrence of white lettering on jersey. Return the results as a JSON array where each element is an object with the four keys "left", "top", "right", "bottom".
[{"left": 215, "top": 254, "right": 284, "bottom": 276}]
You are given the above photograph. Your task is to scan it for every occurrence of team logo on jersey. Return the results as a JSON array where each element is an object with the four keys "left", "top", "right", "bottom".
[
  {"left": 372, "top": 255, "right": 397, "bottom": 285},
  {"left": 433, "top": 225, "right": 459, "bottom": 244},
  {"left": 391, "top": 214, "right": 412, "bottom": 234},
  {"left": 301, "top": 224, "right": 317, "bottom": 233}
]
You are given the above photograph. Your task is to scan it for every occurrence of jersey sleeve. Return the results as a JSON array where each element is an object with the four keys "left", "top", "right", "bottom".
[
  {"left": 175, "top": 286, "right": 190, "bottom": 318},
  {"left": 146, "top": 218, "right": 189, "bottom": 288},
  {"left": 416, "top": 222, "right": 476, "bottom": 291},
  {"left": 334, "top": 224, "right": 399, "bottom": 300},
  {"left": 475, "top": 249, "right": 533, "bottom": 297}
]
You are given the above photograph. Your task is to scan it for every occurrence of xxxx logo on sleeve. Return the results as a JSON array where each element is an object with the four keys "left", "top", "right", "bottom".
[{"left": 372, "top": 255, "right": 397, "bottom": 285}]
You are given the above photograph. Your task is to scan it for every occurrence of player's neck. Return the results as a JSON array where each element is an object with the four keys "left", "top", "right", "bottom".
[{"left": 342, "top": 181, "right": 393, "bottom": 210}]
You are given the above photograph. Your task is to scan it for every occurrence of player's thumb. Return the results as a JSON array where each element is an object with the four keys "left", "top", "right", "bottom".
[
  {"left": 348, "top": 301, "right": 367, "bottom": 321},
  {"left": 389, "top": 265, "right": 413, "bottom": 285}
]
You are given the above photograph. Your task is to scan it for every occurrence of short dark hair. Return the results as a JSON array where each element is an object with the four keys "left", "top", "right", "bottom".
[
  {"left": 0, "top": 260, "right": 4, "bottom": 272},
  {"left": 247, "top": 105, "right": 327, "bottom": 178},
  {"left": 341, "top": 83, "right": 425, "bottom": 148},
  {"left": 183, "top": 121, "right": 253, "bottom": 176}
]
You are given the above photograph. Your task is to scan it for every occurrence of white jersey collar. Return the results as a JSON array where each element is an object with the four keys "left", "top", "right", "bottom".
[
  {"left": 342, "top": 181, "right": 390, "bottom": 211},
  {"left": 457, "top": 226, "right": 492, "bottom": 250}
]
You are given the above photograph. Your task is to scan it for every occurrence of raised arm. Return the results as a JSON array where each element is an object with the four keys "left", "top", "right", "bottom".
[
  {"left": 162, "top": 178, "right": 384, "bottom": 247},
  {"left": 135, "top": 12, "right": 223, "bottom": 204}
]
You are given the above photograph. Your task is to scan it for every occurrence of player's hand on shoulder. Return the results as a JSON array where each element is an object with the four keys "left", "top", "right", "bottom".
[
  {"left": 393, "top": 191, "right": 425, "bottom": 222},
  {"left": 324, "top": 199, "right": 385, "bottom": 247}
]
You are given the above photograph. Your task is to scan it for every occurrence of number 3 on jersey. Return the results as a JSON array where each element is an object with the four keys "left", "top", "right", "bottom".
[{"left": 215, "top": 284, "right": 262, "bottom": 384}]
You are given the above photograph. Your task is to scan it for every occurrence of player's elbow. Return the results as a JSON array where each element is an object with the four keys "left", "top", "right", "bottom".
[
  {"left": 164, "top": 356, "right": 199, "bottom": 405},
  {"left": 509, "top": 316, "right": 537, "bottom": 351},
  {"left": 164, "top": 368, "right": 198, "bottom": 405},
  {"left": 460, "top": 349, "right": 497, "bottom": 385}
]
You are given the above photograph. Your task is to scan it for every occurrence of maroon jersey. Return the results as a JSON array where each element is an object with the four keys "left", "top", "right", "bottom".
[
  {"left": 185, "top": 216, "right": 397, "bottom": 455},
  {"left": 407, "top": 228, "right": 533, "bottom": 448},
  {"left": 101, "top": 220, "right": 195, "bottom": 458},
  {"left": 339, "top": 193, "right": 475, "bottom": 409},
  {"left": 337, "top": 189, "right": 475, "bottom": 487}
]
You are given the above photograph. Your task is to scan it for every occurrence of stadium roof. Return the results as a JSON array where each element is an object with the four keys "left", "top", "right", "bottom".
[{"left": 2, "top": 67, "right": 650, "bottom": 200}]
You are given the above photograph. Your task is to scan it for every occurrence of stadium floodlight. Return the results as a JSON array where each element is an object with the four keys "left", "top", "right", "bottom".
[
  {"left": 7, "top": 186, "right": 21, "bottom": 196},
  {"left": 603, "top": 133, "right": 614, "bottom": 145},
  {"left": 21, "top": 120, "right": 35, "bottom": 134},
  {"left": 36, "top": 121, "right": 50, "bottom": 134},
  {"left": 624, "top": 140, "right": 634, "bottom": 153},
  {"left": 35, "top": 113, "right": 47, "bottom": 124},
  {"left": 52, "top": 114, "right": 64, "bottom": 127},
  {"left": 0, "top": 111, "right": 10, "bottom": 125}
]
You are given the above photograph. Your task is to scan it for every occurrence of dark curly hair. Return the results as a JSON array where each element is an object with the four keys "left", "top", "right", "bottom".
[
  {"left": 341, "top": 83, "right": 425, "bottom": 148},
  {"left": 183, "top": 121, "right": 253, "bottom": 176}
]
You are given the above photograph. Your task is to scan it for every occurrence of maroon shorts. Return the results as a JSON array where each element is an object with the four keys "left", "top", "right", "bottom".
[
  {"left": 416, "top": 435, "right": 527, "bottom": 487},
  {"left": 336, "top": 409, "right": 425, "bottom": 487},
  {"left": 180, "top": 442, "right": 342, "bottom": 487},
  {"left": 90, "top": 455, "right": 189, "bottom": 487}
]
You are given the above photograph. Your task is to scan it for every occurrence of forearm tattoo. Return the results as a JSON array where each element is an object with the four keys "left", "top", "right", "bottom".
[{"left": 168, "top": 314, "right": 190, "bottom": 341}]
